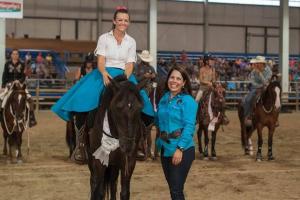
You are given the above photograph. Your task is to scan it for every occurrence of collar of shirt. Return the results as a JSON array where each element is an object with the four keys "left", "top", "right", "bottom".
[{"left": 108, "top": 30, "right": 130, "bottom": 42}]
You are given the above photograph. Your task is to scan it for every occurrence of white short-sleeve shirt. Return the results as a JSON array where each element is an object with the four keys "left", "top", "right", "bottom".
[{"left": 94, "top": 30, "right": 137, "bottom": 70}]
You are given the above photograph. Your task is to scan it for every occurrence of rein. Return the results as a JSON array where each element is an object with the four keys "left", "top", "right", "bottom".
[{"left": 3, "top": 91, "right": 29, "bottom": 135}]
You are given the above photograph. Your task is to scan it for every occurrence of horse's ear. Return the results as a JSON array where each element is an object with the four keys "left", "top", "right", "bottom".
[
  {"left": 109, "top": 78, "right": 120, "bottom": 92},
  {"left": 271, "top": 75, "right": 278, "bottom": 82}
]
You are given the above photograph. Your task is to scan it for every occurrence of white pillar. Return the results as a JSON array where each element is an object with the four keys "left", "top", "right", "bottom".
[
  {"left": 148, "top": 0, "right": 157, "bottom": 71},
  {"left": 203, "top": 0, "right": 208, "bottom": 54},
  {"left": 96, "top": 0, "right": 103, "bottom": 37},
  {"left": 279, "top": 0, "right": 289, "bottom": 94},
  {"left": 0, "top": 18, "right": 5, "bottom": 87}
]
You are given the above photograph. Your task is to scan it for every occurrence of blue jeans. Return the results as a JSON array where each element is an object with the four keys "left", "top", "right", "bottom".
[
  {"left": 161, "top": 147, "right": 195, "bottom": 200},
  {"left": 243, "top": 88, "right": 257, "bottom": 118}
]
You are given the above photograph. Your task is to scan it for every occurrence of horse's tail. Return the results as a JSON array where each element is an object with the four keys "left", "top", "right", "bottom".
[{"left": 237, "top": 100, "right": 246, "bottom": 148}]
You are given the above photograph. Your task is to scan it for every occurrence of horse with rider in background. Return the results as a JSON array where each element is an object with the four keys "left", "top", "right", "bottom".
[
  {"left": 197, "top": 82, "right": 229, "bottom": 160},
  {"left": 238, "top": 55, "right": 280, "bottom": 161},
  {"left": 1, "top": 80, "right": 29, "bottom": 163},
  {"left": 238, "top": 74, "right": 281, "bottom": 161}
]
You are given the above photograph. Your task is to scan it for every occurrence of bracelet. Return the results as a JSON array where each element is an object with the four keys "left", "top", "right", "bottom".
[{"left": 177, "top": 146, "right": 184, "bottom": 152}]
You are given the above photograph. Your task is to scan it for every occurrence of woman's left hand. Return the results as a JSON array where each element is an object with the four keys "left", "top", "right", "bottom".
[{"left": 172, "top": 149, "right": 183, "bottom": 165}]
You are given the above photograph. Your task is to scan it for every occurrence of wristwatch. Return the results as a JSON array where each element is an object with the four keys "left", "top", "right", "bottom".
[{"left": 177, "top": 146, "right": 184, "bottom": 152}]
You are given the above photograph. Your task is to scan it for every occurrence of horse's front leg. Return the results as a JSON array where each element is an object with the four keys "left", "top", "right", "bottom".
[
  {"left": 197, "top": 126, "right": 203, "bottom": 156},
  {"left": 146, "top": 127, "right": 153, "bottom": 159},
  {"left": 211, "top": 130, "right": 217, "bottom": 160},
  {"left": 3, "top": 131, "right": 7, "bottom": 156},
  {"left": 89, "top": 161, "right": 106, "bottom": 200},
  {"left": 256, "top": 125, "right": 263, "bottom": 162},
  {"left": 120, "top": 156, "right": 136, "bottom": 200},
  {"left": 109, "top": 166, "right": 120, "bottom": 200},
  {"left": 153, "top": 128, "right": 160, "bottom": 160},
  {"left": 203, "top": 129, "right": 209, "bottom": 160},
  {"left": 16, "top": 132, "right": 23, "bottom": 164},
  {"left": 267, "top": 126, "right": 275, "bottom": 161}
]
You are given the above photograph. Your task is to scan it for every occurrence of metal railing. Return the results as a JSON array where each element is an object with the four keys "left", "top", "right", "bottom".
[{"left": 26, "top": 79, "right": 300, "bottom": 112}]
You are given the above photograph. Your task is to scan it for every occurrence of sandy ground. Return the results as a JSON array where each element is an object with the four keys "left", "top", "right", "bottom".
[{"left": 0, "top": 111, "right": 299, "bottom": 200}]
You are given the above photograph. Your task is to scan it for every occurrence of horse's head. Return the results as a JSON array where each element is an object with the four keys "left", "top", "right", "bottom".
[
  {"left": 5, "top": 81, "right": 28, "bottom": 132},
  {"left": 264, "top": 75, "right": 282, "bottom": 110},
  {"left": 108, "top": 76, "right": 144, "bottom": 154},
  {"left": 211, "top": 82, "right": 226, "bottom": 109}
]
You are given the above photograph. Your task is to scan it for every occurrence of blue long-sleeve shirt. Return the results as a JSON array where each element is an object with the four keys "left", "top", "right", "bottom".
[
  {"left": 249, "top": 66, "right": 272, "bottom": 89},
  {"left": 156, "top": 91, "right": 198, "bottom": 157}
]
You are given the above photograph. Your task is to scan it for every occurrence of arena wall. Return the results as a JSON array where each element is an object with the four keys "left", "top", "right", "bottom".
[{"left": 5, "top": 0, "right": 300, "bottom": 55}]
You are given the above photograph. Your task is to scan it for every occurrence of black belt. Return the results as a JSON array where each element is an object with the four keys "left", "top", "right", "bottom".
[{"left": 159, "top": 129, "right": 182, "bottom": 144}]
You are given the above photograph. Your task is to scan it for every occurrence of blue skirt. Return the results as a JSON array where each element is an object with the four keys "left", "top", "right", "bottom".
[{"left": 51, "top": 68, "right": 154, "bottom": 121}]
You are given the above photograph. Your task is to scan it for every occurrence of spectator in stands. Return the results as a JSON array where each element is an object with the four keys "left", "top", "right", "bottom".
[
  {"left": 24, "top": 52, "right": 33, "bottom": 77},
  {"left": 0, "top": 49, "right": 37, "bottom": 127},
  {"left": 36, "top": 52, "right": 51, "bottom": 78},
  {"left": 243, "top": 56, "right": 272, "bottom": 125},
  {"left": 75, "top": 53, "right": 96, "bottom": 81},
  {"left": 195, "top": 55, "right": 216, "bottom": 102},
  {"left": 52, "top": 6, "right": 154, "bottom": 125},
  {"left": 168, "top": 56, "right": 177, "bottom": 69},
  {"left": 180, "top": 50, "right": 188, "bottom": 64},
  {"left": 134, "top": 50, "right": 156, "bottom": 82},
  {"left": 25, "top": 52, "right": 32, "bottom": 66},
  {"left": 157, "top": 57, "right": 169, "bottom": 76},
  {"left": 45, "top": 53, "right": 53, "bottom": 66}
]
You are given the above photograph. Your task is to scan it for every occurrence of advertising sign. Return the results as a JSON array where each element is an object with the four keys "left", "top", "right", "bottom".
[{"left": 0, "top": 0, "right": 23, "bottom": 18}]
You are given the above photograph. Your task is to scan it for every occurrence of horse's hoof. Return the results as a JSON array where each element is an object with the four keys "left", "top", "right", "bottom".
[
  {"left": 210, "top": 156, "right": 217, "bottom": 161},
  {"left": 203, "top": 156, "right": 209, "bottom": 161},
  {"left": 17, "top": 159, "right": 23, "bottom": 164},
  {"left": 268, "top": 156, "right": 275, "bottom": 161},
  {"left": 256, "top": 157, "right": 262, "bottom": 162},
  {"left": 249, "top": 151, "right": 254, "bottom": 156}
]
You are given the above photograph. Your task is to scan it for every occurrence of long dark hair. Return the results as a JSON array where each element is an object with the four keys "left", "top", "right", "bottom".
[
  {"left": 112, "top": 7, "right": 129, "bottom": 29},
  {"left": 165, "top": 66, "right": 192, "bottom": 95}
]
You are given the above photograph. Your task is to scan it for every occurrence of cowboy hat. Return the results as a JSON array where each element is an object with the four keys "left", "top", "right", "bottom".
[
  {"left": 138, "top": 50, "right": 153, "bottom": 63},
  {"left": 252, "top": 56, "right": 267, "bottom": 64}
]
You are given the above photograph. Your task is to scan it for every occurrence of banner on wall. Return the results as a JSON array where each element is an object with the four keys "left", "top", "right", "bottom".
[{"left": 0, "top": 0, "right": 23, "bottom": 18}]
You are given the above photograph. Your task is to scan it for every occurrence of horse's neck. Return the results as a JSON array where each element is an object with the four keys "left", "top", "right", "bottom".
[{"left": 260, "top": 88, "right": 274, "bottom": 110}]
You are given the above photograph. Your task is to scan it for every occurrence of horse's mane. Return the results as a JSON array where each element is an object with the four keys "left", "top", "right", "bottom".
[{"left": 261, "top": 75, "right": 281, "bottom": 102}]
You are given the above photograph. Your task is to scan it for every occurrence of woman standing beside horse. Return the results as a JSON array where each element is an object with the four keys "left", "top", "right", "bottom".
[{"left": 156, "top": 66, "right": 198, "bottom": 200}]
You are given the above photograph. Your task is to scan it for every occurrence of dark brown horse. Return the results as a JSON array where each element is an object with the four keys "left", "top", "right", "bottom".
[
  {"left": 238, "top": 75, "right": 281, "bottom": 161},
  {"left": 86, "top": 75, "right": 147, "bottom": 200},
  {"left": 1, "top": 80, "right": 29, "bottom": 163},
  {"left": 197, "top": 83, "right": 228, "bottom": 160}
]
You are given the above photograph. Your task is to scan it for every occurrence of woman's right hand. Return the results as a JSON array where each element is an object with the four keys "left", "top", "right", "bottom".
[{"left": 102, "top": 71, "right": 112, "bottom": 86}]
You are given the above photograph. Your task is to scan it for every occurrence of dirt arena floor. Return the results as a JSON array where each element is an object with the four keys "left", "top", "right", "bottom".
[{"left": 0, "top": 111, "right": 299, "bottom": 200}]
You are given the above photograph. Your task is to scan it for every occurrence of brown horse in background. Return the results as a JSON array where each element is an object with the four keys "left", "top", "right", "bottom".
[
  {"left": 137, "top": 76, "right": 165, "bottom": 161},
  {"left": 197, "top": 83, "right": 228, "bottom": 160},
  {"left": 1, "top": 81, "right": 29, "bottom": 163},
  {"left": 238, "top": 75, "right": 281, "bottom": 161},
  {"left": 86, "top": 75, "right": 148, "bottom": 200}
]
